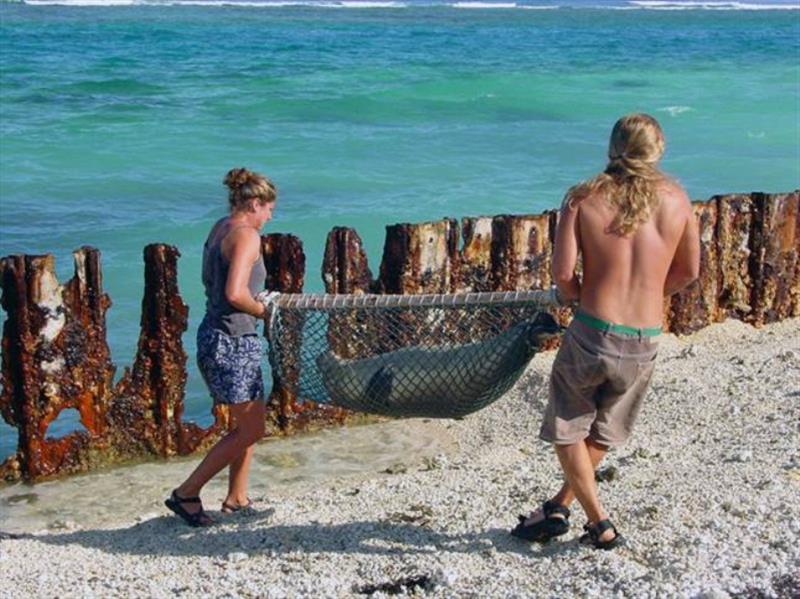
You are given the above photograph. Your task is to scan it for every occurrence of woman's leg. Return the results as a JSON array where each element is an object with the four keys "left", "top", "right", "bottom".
[
  {"left": 174, "top": 399, "right": 266, "bottom": 515},
  {"left": 224, "top": 405, "right": 261, "bottom": 507}
]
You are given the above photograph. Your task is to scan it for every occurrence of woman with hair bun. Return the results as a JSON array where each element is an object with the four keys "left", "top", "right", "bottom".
[{"left": 165, "top": 167, "right": 277, "bottom": 527}]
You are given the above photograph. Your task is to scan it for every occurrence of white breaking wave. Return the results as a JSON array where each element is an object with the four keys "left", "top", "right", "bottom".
[
  {"left": 25, "top": 0, "right": 137, "bottom": 5},
  {"left": 452, "top": 2, "right": 557, "bottom": 7},
  {"left": 23, "top": 0, "right": 408, "bottom": 5},
  {"left": 452, "top": 2, "right": 518, "bottom": 8},
  {"left": 17, "top": 0, "right": 797, "bottom": 8},
  {"left": 658, "top": 105, "right": 694, "bottom": 116},
  {"left": 629, "top": 1, "right": 799, "bottom": 10}
]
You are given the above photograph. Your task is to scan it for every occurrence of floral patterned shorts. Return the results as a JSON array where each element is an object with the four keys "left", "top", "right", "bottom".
[{"left": 197, "top": 318, "right": 265, "bottom": 405}]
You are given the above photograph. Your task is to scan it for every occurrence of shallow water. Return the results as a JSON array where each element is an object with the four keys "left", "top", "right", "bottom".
[
  {"left": 0, "top": 418, "right": 455, "bottom": 533},
  {"left": 1, "top": 0, "right": 798, "bottom": 457}
]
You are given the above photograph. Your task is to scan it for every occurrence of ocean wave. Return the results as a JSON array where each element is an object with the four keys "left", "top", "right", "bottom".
[
  {"left": 452, "top": 2, "right": 558, "bottom": 7},
  {"left": 24, "top": 0, "right": 137, "bottom": 5},
  {"left": 16, "top": 0, "right": 797, "bottom": 8},
  {"left": 657, "top": 105, "right": 694, "bottom": 117},
  {"left": 628, "top": 1, "right": 800, "bottom": 10},
  {"left": 22, "top": 0, "right": 409, "bottom": 6}
]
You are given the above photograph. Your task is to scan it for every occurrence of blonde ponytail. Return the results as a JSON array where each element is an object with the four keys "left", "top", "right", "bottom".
[{"left": 569, "top": 113, "right": 666, "bottom": 236}]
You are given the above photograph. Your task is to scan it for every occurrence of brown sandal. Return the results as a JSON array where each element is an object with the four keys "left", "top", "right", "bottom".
[{"left": 221, "top": 498, "right": 253, "bottom": 514}]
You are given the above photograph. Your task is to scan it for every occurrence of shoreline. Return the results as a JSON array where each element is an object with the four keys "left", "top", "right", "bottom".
[{"left": 2, "top": 317, "right": 799, "bottom": 597}]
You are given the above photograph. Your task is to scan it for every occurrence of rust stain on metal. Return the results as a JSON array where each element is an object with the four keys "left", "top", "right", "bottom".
[
  {"left": 378, "top": 219, "right": 460, "bottom": 294},
  {"left": 0, "top": 248, "right": 115, "bottom": 480},
  {"left": 748, "top": 191, "right": 799, "bottom": 325},
  {"left": 715, "top": 193, "right": 755, "bottom": 321},
  {"left": 323, "top": 227, "right": 373, "bottom": 295},
  {"left": 460, "top": 217, "right": 494, "bottom": 292},
  {"left": 113, "top": 244, "right": 225, "bottom": 459}
]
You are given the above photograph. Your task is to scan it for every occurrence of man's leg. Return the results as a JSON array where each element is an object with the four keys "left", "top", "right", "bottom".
[
  {"left": 551, "top": 437, "right": 608, "bottom": 506},
  {"left": 521, "top": 437, "right": 607, "bottom": 526},
  {"left": 555, "top": 439, "right": 615, "bottom": 542}
]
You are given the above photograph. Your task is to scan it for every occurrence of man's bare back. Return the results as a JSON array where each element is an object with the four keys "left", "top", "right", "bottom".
[{"left": 574, "top": 178, "right": 700, "bottom": 327}]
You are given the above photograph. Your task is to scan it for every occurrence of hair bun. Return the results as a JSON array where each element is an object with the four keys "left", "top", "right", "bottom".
[{"left": 224, "top": 167, "right": 252, "bottom": 190}]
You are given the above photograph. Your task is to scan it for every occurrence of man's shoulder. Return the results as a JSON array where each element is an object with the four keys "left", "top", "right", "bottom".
[
  {"left": 654, "top": 176, "right": 691, "bottom": 214},
  {"left": 657, "top": 175, "right": 689, "bottom": 202}
]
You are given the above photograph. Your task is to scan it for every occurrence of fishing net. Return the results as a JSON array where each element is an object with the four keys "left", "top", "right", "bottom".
[{"left": 259, "top": 289, "right": 563, "bottom": 419}]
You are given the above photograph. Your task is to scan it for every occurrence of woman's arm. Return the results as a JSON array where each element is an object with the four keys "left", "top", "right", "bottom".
[{"left": 224, "top": 227, "right": 267, "bottom": 319}]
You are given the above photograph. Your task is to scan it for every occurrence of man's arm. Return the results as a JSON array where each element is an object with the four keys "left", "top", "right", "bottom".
[
  {"left": 664, "top": 200, "right": 701, "bottom": 297},
  {"left": 551, "top": 194, "right": 582, "bottom": 302}
]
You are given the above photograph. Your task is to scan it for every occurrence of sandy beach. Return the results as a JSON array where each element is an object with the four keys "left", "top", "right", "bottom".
[{"left": 2, "top": 317, "right": 799, "bottom": 598}]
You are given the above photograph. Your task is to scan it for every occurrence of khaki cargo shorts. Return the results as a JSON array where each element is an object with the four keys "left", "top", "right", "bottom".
[{"left": 539, "top": 318, "right": 659, "bottom": 448}]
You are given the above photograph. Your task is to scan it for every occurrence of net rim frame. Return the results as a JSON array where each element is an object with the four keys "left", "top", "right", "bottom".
[{"left": 269, "top": 289, "right": 559, "bottom": 311}]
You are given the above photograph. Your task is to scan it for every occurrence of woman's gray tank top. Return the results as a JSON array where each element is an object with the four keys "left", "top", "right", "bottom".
[{"left": 202, "top": 224, "right": 267, "bottom": 337}]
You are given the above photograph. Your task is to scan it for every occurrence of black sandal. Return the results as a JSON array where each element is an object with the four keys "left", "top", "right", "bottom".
[
  {"left": 510, "top": 500, "right": 571, "bottom": 542},
  {"left": 579, "top": 519, "right": 624, "bottom": 550},
  {"left": 221, "top": 498, "right": 253, "bottom": 514},
  {"left": 164, "top": 490, "right": 214, "bottom": 527}
]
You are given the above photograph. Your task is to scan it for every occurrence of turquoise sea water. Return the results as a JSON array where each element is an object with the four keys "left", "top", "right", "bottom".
[{"left": 1, "top": 1, "right": 799, "bottom": 457}]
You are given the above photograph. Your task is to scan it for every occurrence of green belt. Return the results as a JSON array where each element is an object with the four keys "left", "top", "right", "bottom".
[{"left": 574, "top": 310, "right": 662, "bottom": 337}]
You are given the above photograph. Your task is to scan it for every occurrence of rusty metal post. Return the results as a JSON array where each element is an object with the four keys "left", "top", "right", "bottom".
[
  {"left": 715, "top": 193, "right": 757, "bottom": 321},
  {"left": 113, "top": 244, "right": 224, "bottom": 458},
  {"left": 263, "top": 233, "right": 335, "bottom": 433},
  {"left": 489, "top": 212, "right": 566, "bottom": 347},
  {"left": 0, "top": 248, "right": 115, "bottom": 480},
  {"left": 322, "top": 227, "right": 377, "bottom": 361},
  {"left": 374, "top": 219, "right": 461, "bottom": 352},
  {"left": 748, "top": 191, "right": 799, "bottom": 325},
  {"left": 490, "top": 213, "right": 556, "bottom": 292},
  {"left": 459, "top": 217, "right": 494, "bottom": 292},
  {"left": 377, "top": 219, "right": 460, "bottom": 295},
  {"left": 322, "top": 227, "right": 373, "bottom": 295}
]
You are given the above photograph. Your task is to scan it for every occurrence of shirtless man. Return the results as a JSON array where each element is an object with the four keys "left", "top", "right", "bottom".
[{"left": 511, "top": 113, "right": 701, "bottom": 549}]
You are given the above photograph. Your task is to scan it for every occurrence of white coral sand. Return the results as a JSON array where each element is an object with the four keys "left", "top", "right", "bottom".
[{"left": 1, "top": 318, "right": 799, "bottom": 598}]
